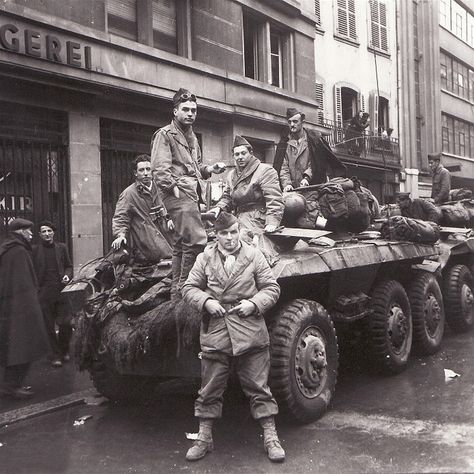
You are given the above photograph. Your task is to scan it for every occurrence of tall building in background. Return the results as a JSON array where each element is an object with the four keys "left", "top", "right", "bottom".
[
  {"left": 0, "top": 0, "right": 319, "bottom": 266},
  {"left": 312, "top": 0, "right": 400, "bottom": 204},
  {"left": 398, "top": 0, "right": 474, "bottom": 198}
]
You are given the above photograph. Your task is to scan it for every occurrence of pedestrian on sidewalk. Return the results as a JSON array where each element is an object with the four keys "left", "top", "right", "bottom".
[
  {"left": 182, "top": 211, "right": 285, "bottom": 463},
  {"left": 32, "top": 220, "right": 73, "bottom": 368},
  {"left": 0, "top": 218, "right": 50, "bottom": 399}
]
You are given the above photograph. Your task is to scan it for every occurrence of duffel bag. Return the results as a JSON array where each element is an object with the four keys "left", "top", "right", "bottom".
[
  {"left": 319, "top": 185, "right": 348, "bottom": 219},
  {"left": 449, "top": 188, "right": 473, "bottom": 201},
  {"left": 439, "top": 202, "right": 470, "bottom": 227},
  {"left": 381, "top": 216, "right": 440, "bottom": 243}
]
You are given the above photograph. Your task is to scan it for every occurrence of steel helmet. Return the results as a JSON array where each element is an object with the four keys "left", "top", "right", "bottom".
[{"left": 283, "top": 192, "right": 306, "bottom": 221}]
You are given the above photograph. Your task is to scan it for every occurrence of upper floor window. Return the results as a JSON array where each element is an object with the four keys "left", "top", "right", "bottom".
[
  {"left": 152, "top": 0, "right": 177, "bottom": 54},
  {"left": 107, "top": 0, "right": 137, "bottom": 41},
  {"left": 442, "top": 113, "right": 474, "bottom": 158},
  {"left": 243, "top": 12, "right": 292, "bottom": 89},
  {"left": 440, "top": 51, "right": 474, "bottom": 102},
  {"left": 439, "top": 0, "right": 474, "bottom": 46},
  {"left": 439, "top": 0, "right": 451, "bottom": 29},
  {"left": 368, "top": 0, "right": 388, "bottom": 53},
  {"left": 335, "top": 0, "right": 357, "bottom": 43}
]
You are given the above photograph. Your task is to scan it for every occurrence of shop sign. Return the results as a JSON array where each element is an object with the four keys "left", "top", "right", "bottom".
[{"left": 0, "top": 21, "right": 92, "bottom": 70}]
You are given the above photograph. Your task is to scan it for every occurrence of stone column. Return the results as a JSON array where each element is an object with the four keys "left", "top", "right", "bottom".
[{"left": 68, "top": 112, "right": 103, "bottom": 272}]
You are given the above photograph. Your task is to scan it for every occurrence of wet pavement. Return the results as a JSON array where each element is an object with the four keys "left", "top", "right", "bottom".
[{"left": 0, "top": 328, "right": 473, "bottom": 473}]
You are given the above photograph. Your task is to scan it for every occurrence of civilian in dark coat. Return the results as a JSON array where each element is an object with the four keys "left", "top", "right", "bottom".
[
  {"left": 0, "top": 218, "right": 49, "bottom": 399},
  {"left": 32, "top": 220, "right": 73, "bottom": 367}
]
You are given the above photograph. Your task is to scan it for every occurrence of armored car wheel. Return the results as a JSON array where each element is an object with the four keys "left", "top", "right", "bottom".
[
  {"left": 443, "top": 265, "right": 474, "bottom": 333},
  {"left": 369, "top": 280, "right": 412, "bottom": 374},
  {"left": 269, "top": 299, "right": 338, "bottom": 423},
  {"left": 90, "top": 359, "right": 156, "bottom": 403},
  {"left": 407, "top": 273, "right": 445, "bottom": 355}
]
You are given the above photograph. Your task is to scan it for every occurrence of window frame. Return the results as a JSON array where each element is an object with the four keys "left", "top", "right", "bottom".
[
  {"left": 334, "top": 0, "right": 358, "bottom": 45},
  {"left": 368, "top": 0, "right": 389, "bottom": 55}
]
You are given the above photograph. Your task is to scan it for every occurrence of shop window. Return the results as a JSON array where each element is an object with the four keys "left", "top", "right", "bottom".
[
  {"left": 368, "top": 0, "right": 388, "bottom": 53},
  {"left": 243, "top": 12, "right": 292, "bottom": 89},
  {"left": 152, "top": 0, "right": 177, "bottom": 53},
  {"left": 335, "top": 0, "right": 357, "bottom": 43},
  {"left": 107, "top": 0, "right": 137, "bottom": 41}
]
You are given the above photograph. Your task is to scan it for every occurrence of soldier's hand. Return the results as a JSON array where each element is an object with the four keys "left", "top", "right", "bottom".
[
  {"left": 228, "top": 299, "right": 256, "bottom": 318},
  {"left": 204, "top": 299, "right": 226, "bottom": 317},
  {"left": 300, "top": 178, "right": 310, "bottom": 187},
  {"left": 283, "top": 185, "right": 293, "bottom": 192},
  {"left": 166, "top": 219, "right": 175, "bottom": 231},
  {"left": 212, "top": 162, "right": 227, "bottom": 174},
  {"left": 172, "top": 186, "right": 180, "bottom": 198},
  {"left": 264, "top": 224, "right": 278, "bottom": 233},
  {"left": 112, "top": 235, "right": 127, "bottom": 250}
]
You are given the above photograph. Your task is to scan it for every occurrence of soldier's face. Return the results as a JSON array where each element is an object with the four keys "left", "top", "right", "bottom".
[
  {"left": 233, "top": 145, "right": 252, "bottom": 169},
  {"left": 39, "top": 225, "right": 54, "bottom": 243},
  {"left": 135, "top": 161, "right": 152, "bottom": 186},
  {"left": 428, "top": 160, "right": 438, "bottom": 173},
  {"left": 173, "top": 100, "right": 197, "bottom": 127},
  {"left": 396, "top": 197, "right": 410, "bottom": 210},
  {"left": 216, "top": 222, "right": 240, "bottom": 251},
  {"left": 288, "top": 114, "right": 303, "bottom": 134}
]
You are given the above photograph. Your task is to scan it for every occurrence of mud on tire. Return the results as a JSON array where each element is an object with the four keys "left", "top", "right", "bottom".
[
  {"left": 443, "top": 264, "right": 474, "bottom": 333},
  {"left": 269, "top": 299, "right": 338, "bottom": 424},
  {"left": 407, "top": 273, "right": 445, "bottom": 355},
  {"left": 369, "top": 280, "right": 412, "bottom": 374}
]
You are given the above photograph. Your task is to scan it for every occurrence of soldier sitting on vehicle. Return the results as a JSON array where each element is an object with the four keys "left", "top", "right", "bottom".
[{"left": 396, "top": 191, "right": 441, "bottom": 224}]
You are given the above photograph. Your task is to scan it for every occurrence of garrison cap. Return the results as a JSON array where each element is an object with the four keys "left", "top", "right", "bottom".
[
  {"left": 286, "top": 107, "right": 305, "bottom": 121},
  {"left": 427, "top": 152, "right": 442, "bottom": 162},
  {"left": 172, "top": 88, "right": 197, "bottom": 107},
  {"left": 232, "top": 135, "right": 251, "bottom": 149},
  {"left": 214, "top": 211, "right": 238, "bottom": 231},
  {"left": 8, "top": 218, "right": 34, "bottom": 231},
  {"left": 395, "top": 191, "right": 411, "bottom": 199}
]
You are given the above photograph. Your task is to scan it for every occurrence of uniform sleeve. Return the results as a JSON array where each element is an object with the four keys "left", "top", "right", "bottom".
[
  {"left": 248, "top": 249, "right": 281, "bottom": 315},
  {"left": 279, "top": 153, "right": 292, "bottom": 189},
  {"left": 435, "top": 169, "right": 451, "bottom": 204},
  {"left": 216, "top": 174, "right": 234, "bottom": 212},
  {"left": 112, "top": 191, "right": 131, "bottom": 238},
  {"left": 182, "top": 253, "right": 212, "bottom": 312},
  {"left": 259, "top": 166, "right": 284, "bottom": 227},
  {"left": 151, "top": 129, "right": 176, "bottom": 191}
]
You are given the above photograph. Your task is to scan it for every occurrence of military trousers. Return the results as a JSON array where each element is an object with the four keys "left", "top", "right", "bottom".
[{"left": 195, "top": 348, "right": 279, "bottom": 420}]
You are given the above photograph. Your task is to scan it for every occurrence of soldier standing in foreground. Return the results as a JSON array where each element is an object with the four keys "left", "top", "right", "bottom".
[{"left": 182, "top": 211, "right": 285, "bottom": 463}]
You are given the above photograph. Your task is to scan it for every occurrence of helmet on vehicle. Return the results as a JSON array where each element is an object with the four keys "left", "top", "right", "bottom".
[{"left": 283, "top": 192, "right": 306, "bottom": 223}]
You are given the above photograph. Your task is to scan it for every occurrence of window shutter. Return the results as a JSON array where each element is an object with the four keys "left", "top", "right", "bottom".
[
  {"left": 359, "top": 93, "right": 365, "bottom": 113},
  {"left": 334, "top": 85, "right": 343, "bottom": 141},
  {"left": 152, "top": 0, "right": 177, "bottom": 53},
  {"left": 369, "top": 93, "right": 379, "bottom": 132},
  {"left": 107, "top": 0, "right": 137, "bottom": 40},
  {"left": 107, "top": 0, "right": 136, "bottom": 20},
  {"left": 314, "top": 0, "right": 321, "bottom": 26},
  {"left": 337, "top": 0, "right": 348, "bottom": 37},
  {"left": 348, "top": 0, "right": 357, "bottom": 41},
  {"left": 315, "top": 82, "right": 324, "bottom": 110},
  {"left": 380, "top": 2, "right": 388, "bottom": 52}
]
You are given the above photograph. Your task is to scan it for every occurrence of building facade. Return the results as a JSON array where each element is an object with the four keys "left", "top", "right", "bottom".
[
  {"left": 312, "top": 0, "right": 400, "bottom": 203},
  {"left": 398, "top": 0, "right": 474, "bottom": 198},
  {"left": 0, "top": 0, "right": 319, "bottom": 267}
]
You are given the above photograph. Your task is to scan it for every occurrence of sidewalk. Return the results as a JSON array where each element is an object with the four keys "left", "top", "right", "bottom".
[{"left": 0, "top": 357, "right": 92, "bottom": 416}]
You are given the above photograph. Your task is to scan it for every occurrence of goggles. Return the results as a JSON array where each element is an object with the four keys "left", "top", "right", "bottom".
[{"left": 174, "top": 92, "right": 197, "bottom": 105}]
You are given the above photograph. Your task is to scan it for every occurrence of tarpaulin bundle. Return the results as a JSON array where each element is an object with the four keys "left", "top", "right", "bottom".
[
  {"left": 449, "top": 188, "right": 473, "bottom": 201},
  {"left": 380, "top": 215, "right": 440, "bottom": 244},
  {"left": 318, "top": 183, "right": 348, "bottom": 219},
  {"left": 439, "top": 202, "right": 471, "bottom": 227}
]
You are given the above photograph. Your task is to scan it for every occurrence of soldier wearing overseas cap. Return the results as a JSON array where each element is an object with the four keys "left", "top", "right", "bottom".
[
  {"left": 151, "top": 88, "right": 226, "bottom": 299},
  {"left": 274, "top": 107, "right": 346, "bottom": 191},
  {"left": 182, "top": 211, "right": 285, "bottom": 463},
  {"left": 395, "top": 191, "right": 441, "bottom": 223},
  {"left": 0, "top": 219, "right": 49, "bottom": 399},
  {"left": 428, "top": 153, "right": 451, "bottom": 204}
]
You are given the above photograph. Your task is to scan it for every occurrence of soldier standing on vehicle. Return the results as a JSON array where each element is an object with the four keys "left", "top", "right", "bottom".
[
  {"left": 428, "top": 153, "right": 451, "bottom": 204},
  {"left": 151, "top": 88, "right": 226, "bottom": 298},
  {"left": 32, "top": 220, "right": 74, "bottom": 367},
  {"left": 182, "top": 211, "right": 285, "bottom": 463},
  {"left": 274, "top": 107, "right": 346, "bottom": 191},
  {"left": 395, "top": 192, "right": 441, "bottom": 223},
  {"left": 112, "top": 154, "right": 174, "bottom": 264}
]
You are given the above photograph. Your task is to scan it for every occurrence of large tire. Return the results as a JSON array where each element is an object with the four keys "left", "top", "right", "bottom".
[
  {"left": 89, "top": 359, "right": 156, "bottom": 403},
  {"left": 369, "top": 280, "right": 412, "bottom": 374},
  {"left": 407, "top": 273, "right": 445, "bottom": 355},
  {"left": 269, "top": 299, "right": 338, "bottom": 423},
  {"left": 443, "top": 264, "right": 474, "bottom": 333}
]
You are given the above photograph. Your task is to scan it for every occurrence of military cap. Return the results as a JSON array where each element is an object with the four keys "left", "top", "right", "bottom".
[
  {"left": 395, "top": 191, "right": 411, "bottom": 199},
  {"left": 286, "top": 107, "right": 305, "bottom": 121},
  {"left": 39, "top": 220, "right": 56, "bottom": 231},
  {"left": 172, "top": 88, "right": 197, "bottom": 106},
  {"left": 214, "top": 211, "right": 238, "bottom": 231},
  {"left": 427, "top": 152, "right": 442, "bottom": 162},
  {"left": 8, "top": 218, "right": 34, "bottom": 231},
  {"left": 233, "top": 135, "right": 251, "bottom": 149}
]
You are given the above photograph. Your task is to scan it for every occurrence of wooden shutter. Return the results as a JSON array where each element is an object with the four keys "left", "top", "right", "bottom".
[
  {"left": 348, "top": 0, "right": 357, "bottom": 41},
  {"left": 315, "top": 82, "right": 324, "bottom": 110},
  {"left": 379, "top": 2, "right": 388, "bottom": 52},
  {"left": 336, "top": 0, "right": 348, "bottom": 37},
  {"left": 314, "top": 0, "right": 321, "bottom": 26},
  {"left": 369, "top": 0, "right": 388, "bottom": 52},
  {"left": 334, "top": 85, "right": 343, "bottom": 141},
  {"left": 369, "top": 93, "right": 379, "bottom": 132},
  {"left": 359, "top": 93, "right": 365, "bottom": 113}
]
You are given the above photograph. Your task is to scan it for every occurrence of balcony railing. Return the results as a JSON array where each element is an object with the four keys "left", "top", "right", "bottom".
[{"left": 318, "top": 118, "right": 401, "bottom": 169}]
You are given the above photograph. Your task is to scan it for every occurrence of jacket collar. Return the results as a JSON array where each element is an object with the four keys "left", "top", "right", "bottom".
[
  {"left": 232, "top": 155, "right": 261, "bottom": 186},
  {"left": 169, "top": 120, "right": 196, "bottom": 150}
]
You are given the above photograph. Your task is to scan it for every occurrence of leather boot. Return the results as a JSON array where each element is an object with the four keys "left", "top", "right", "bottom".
[
  {"left": 186, "top": 418, "right": 214, "bottom": 461},
  {"left": 260, "top": 416, "right": 285, "bottom": 463}
]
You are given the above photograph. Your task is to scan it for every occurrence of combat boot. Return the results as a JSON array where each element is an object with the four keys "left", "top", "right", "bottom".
[
  {"left": 186, "top": 418, "right": 214, "bottom": 461},
  {"left": 260, "top": 416, "right": 285, "bottom": 463}
]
